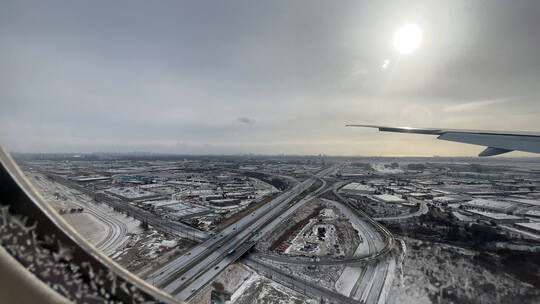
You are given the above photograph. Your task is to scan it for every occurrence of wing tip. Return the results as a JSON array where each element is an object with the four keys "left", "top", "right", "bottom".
[{"left": 478, "top": 147, "right": 513, "bottom": 157}]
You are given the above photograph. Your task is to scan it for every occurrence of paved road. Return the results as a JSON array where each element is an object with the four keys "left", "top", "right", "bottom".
[
  {"left": 250, "top": 197, "right": 392, "bottom": 266},
  {"left": 331, "top": 188, "right": 394, "bottom": 304},
  {"left": 147, "top": 167, "right": 335, "bottom": 301},
  {"left": 247, "top": 188, "right": 394, "bottom": 304}
]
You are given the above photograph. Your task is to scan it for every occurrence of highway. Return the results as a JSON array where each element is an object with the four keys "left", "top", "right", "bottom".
[
  {"left": 146, "top": 166, "right": 335, "bottom": 301},
  {"left": 250, "top": 197, "right": 392, "bottom": 266},
  {"left": 38, "top": 165, "right": 393, "bottom": 303},
  {"left": 248, "top": 194, "right": 394, "bottom": 304},
  {"left": 170, "top": 176, "right": 331, "bottom": 301},
  {"left": 332, "top": 187, "right": 394, "bottom": 304}
]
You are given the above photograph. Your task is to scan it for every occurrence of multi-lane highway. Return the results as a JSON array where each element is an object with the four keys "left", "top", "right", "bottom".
[
  {"left": 146, "top": 166, "right": 335, "bottom": 301},
  {"left": 39, "top": 164, "right": 393, "bottom": 303}
]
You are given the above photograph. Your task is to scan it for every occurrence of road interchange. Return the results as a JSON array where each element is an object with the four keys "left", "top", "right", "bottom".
[{"left": 146, "top": 167, "right": 335, "bottom": 301}]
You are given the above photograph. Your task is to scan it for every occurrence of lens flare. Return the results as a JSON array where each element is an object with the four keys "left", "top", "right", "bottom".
[{"left": 393, "top": 24, "right": 422, "bottom": 55}]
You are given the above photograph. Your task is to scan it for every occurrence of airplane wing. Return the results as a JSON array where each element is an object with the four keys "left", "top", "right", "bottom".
[{"left": 347, "top": 124, "right": 540, "bottom": 157}]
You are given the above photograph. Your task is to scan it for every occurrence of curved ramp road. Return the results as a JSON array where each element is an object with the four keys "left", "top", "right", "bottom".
[
  {"left": 249, "top": 195, "right": 395, "bottom": 304},
  {"left": 146, "top": 167, "right": 336, "bottom": 301}
]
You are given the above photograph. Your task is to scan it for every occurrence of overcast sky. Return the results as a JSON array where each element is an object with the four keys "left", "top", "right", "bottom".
[{"left": 1, "top": 0, "right": 539, "bottom": 156}]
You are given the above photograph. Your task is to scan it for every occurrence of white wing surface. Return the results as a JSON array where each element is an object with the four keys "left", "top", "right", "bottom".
[{"left": 347, "top": 124, "right": 540, "bottom": 156}]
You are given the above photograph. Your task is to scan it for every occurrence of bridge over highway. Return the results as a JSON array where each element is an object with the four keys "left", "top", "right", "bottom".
[{"left": 146, "top": 166, "right": 335, "bottom": 301}]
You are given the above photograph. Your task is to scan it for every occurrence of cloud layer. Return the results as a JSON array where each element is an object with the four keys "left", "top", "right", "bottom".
[{"left": 0, "top": 0, "right": 539, "bottom": 156}]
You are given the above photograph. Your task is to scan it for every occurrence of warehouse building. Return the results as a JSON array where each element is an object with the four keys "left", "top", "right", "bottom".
[
  {"left": 371, "top": 194, "right": 407, "bottom": 204},
  {"left": 462, "top": 198, "right": 515, "bottom": 213},
  {"left": 341, "top": 182, "right": 376, "bottom": 196}
]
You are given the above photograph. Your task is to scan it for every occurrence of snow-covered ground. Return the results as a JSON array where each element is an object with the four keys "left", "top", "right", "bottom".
[
  {"left": 62, "top": 212, "right": 108, "bottom": 246},
  {"left": 227, "top": 271, "right": 262, "bottom": 303},
  {"left": 187, "top": 263, "right": 253, "bottom": 304},
  {"left": 335, "top": 266, "right": 363, "bottom": 296},
  {"left": 387, "top": 237, "right": 540, "bottom": 304},
  {"left": 25, "top": 172, "right": 142, "bottom": 256},
  {"left": 284, "top": 218, "right": 340, "bottom": 257},
  {"left": 228, "top": 270, "right": 317, "bottom": 304}
]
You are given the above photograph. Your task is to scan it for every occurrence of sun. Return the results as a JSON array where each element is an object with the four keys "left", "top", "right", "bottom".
[{"left": 393, "top": 24, "right": 422, "bottom": 55}]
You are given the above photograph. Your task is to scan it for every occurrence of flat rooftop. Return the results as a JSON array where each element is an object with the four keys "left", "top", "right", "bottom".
[
  {"left": 515, "top": 222, "right": 540, "bottom": 233},
  {"left": 507, "top": 198, "right": 540, "bottom": 207},
  {"left": 467, "top": 210, "right": 523, "bottom": 221},
  {"left": 342, "top": 183, "right": 375, "bottom": 192},
  {"left": 464, "top": 198, "right": 514, "bottom": 210},
  {"left": 372, "top": 194, "right": 407, "bottom": 204},
  {"left": 73, "top": 176, "right": 110, "bottom": 182}
]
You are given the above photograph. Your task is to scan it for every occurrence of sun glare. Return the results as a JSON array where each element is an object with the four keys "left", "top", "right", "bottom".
[{"left": 393, "top": 24, "right": 422, "bottom": 55}]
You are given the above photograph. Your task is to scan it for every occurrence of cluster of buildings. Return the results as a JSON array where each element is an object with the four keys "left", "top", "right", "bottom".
[
  {"left": 22, "top": 157, "right": 330, "bottom": 232},
  {"left": 24, "top": 159, "right": 284, "bottom": 230},
  {"left": 337, "top": 161, "right": 540, "bottom": 240}
]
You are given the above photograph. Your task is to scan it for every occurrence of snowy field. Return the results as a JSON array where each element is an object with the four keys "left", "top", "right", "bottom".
[
  {"left": 335, "top": 266, "right": 363, "bottom": 296},
  {"left": 25, "top": 172, "right": 142, "bottom": 255},
  {"left": 387, "top": 237, "right": 540, "bottom": 304},
  {"left": 228, "top": 270, "right": 317, "bottom": 304}
]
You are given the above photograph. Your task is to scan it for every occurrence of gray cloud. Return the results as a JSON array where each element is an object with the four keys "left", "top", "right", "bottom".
[
  {"left": 238, "top": 117, "right": 255, "bottom": 125},
  {"left": 443, "top": 98, "right": 509, "bottom": 113},
  {"left": 0, "top": 0, "right": 539, "bottom": 156}
]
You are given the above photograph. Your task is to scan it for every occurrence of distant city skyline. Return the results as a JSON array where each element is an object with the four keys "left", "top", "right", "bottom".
[{"left": 1, "top": 1, "right": 539, "bottom": 156}]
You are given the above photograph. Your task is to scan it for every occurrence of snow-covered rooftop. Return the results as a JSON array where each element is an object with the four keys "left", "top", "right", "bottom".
[
  {"left": 464, "top": 198, "right": 514, "bottom": 211},
  {"left": 106, "top": 187, "right": 159, "bottom": 199},
  {"left": 467, "top": 210, "right": 523, "bottom": 221},
  {"left": 342, "top": 183, "right": 375, "bottom": 194},
  {"left": 507, "top": 198, "right": 540, "bottom": 207},
  {"left": 73, "top": 176, "right": 110, "bottom": 182},
  {"left": 372, "top": 194, "right": 407, "bottom": 204},
  {"left": 515, "top": 222, "right": 540, "bottom": 233}
]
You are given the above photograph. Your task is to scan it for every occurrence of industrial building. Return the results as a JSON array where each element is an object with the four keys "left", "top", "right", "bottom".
[
  {"left": 514, "top": 222, "right": 540, "bottom": 236},
  {"left": 371, "top": 194, "right": 407, "bottom": 204},
  {"left": 462, "top": 198, "right": 515, "bottom": 213},
  {"left": 465, "top": 210, "right": 524, "bottom": 223},
  {"left": 341, "top": 182, "right": 376, "bottom": 196}
]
